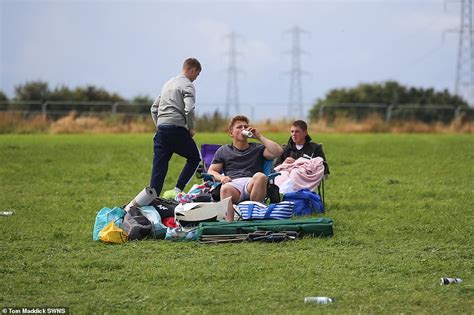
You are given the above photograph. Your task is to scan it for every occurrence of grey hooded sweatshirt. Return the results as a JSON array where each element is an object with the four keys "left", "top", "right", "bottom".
[{"left": 150, "top": 74, "right": 196, "bottom": 130}]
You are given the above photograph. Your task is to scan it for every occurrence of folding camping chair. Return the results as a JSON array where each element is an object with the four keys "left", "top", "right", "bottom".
[
  {"left": 273, "top": 142, "right": 328, "bottom": 208},
  {"left": 196, "top": 144, "right": 328, "bottom": 205},
  {"left": 196, "top": 144, "right": 281, "bottom": 203},
  {"left": 315, "top": 143, "right": 328, "bottom": 209}
]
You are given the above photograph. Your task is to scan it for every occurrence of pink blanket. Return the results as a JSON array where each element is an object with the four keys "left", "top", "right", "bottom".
[{"left": 274, "top": 157, "right": 325, "bottom": 193}]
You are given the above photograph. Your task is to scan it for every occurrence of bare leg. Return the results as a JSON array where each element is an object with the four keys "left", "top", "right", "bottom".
[
  {"left": 247, "top": 172, "right": 268, "bottom": 202},
  {"left": 220, "top": 183, "right": 241, "bottom": 221}
]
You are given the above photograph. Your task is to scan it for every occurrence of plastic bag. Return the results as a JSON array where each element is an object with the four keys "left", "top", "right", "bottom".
[
  {"left": 93, "top": 207, "right": 126, "bottom": 241},
  {"left": 140, "top": 206, "right": 168, "bottom": 239},
  {"left": 99, "top": 221, "right": 128, "bottom": 244},
  {"left": 282, "top": 188, "right": 324, "bottom": 215}
]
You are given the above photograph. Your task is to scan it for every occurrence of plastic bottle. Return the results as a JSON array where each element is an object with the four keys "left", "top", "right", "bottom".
[
  {"left": 440, "top": 277, "right": 463, "bottom": 285},
  {"left": 0, "top": 210, "right": 15, "bottom": 216},
  {"left": 304, "top": 297, "right": 333, "bottom": 304}
]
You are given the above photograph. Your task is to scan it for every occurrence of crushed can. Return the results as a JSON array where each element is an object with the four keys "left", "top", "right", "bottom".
[
  {"left": 304, "top": 297, "right": 333, "bottom": 304},
  {"left": 440, "top": 277, "right": 463, "bottom": 285}
]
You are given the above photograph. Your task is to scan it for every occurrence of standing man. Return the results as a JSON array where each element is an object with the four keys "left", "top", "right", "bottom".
[
  {"left": 274, "top": 120, "right": 330, "bottom": 175},
  {"left": 208, "top": 115, "right": 283, "bottom": 221},
  {"left": 150, "top": 58, "right": 202, "bottom": 198}
]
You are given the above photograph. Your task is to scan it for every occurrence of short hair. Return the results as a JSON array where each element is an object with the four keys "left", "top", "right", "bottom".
[
  {"left": 183, "top": 58, "right": 202, "bottom": 71},
  {"left": 292, "top": 120, "right": 308, "bottom": 131},
  {"left": 228, "top": 115, "right": 249, "bottom": 132}
]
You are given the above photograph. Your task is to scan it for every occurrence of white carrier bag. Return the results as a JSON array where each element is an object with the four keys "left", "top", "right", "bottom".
[{"left": 174, "top": 196, "right": 232, "bottom": 227}]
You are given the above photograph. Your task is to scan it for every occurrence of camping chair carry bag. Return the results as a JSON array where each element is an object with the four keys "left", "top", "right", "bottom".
[{"left": 194, "top": 218, "right": 334, "bottom": 240}]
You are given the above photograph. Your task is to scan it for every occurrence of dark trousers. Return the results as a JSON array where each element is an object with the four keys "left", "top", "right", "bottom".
[{"left": 150, "top": 124, "right": 201, "bottom": 196}]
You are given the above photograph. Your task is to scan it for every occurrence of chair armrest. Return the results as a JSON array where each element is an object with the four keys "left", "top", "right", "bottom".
[
  {"left": 267, "top": 172, "right": 281, "bottom": 182},
  {"left": 201, "top": 173, "right": 216, "bottom": 182}
]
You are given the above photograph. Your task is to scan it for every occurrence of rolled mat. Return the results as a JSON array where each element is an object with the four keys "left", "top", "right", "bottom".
[{"left": 125, "top": 187, "right": 158, "bottom": 212}]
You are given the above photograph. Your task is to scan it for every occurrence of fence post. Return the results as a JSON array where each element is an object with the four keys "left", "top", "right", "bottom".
[
  {"left": 454, "top": 106, "right": 461, "bottom": 120},
  {"left": 42, "top": 102, "right": 48, "bottom": 119},
  {"left": 112, "top": 102, "right": 118, "bottom": 115},
  {"left": 385, "top": 104, "right": 393, "bottom": 121}
]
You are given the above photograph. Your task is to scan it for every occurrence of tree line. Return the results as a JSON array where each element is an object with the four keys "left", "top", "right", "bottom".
[
  {"left": 0, "top": 80, "right": 154, "bottom": 114},
  {"left": 1, "top": 80, "right": 470, "bottom": 123},
  {"left": 309, "top": 81, "right": 470, "bottom": 123}
]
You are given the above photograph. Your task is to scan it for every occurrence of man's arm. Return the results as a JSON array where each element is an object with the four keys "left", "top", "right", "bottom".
[
  {"left": 208, "top": 163, "right": 231, "bottom": 184},
  {"left": 273, "top": 144, "right": 289, "bottom": 166},
  {"left": 252, "top": 130, "right": 283, "bottom": 160},
  {"left": 183, "top": 84, "right": 196, "bottom": 131},
  {"left": 150, "top": 95, "right": 161, "bottom": 126}
]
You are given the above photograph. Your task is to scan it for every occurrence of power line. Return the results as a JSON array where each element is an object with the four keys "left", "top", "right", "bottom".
[{"left": 284, "top": 25, "right": 311, "bottom": 118}]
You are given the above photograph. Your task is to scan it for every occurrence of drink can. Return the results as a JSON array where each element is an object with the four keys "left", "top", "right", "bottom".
[
  {"left": 304, "top": 296, "right": 333, "bottom": 304},
  {"left": 241, "top": 130, "right": 253, "bottom": 138},
  {"left": 440, "top": 277, "right": 463, "bottom": 285}
]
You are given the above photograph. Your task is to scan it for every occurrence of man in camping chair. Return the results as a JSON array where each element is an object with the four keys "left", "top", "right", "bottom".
[{"left": 208, "top": 115, "right": 283, "bottom": 221}]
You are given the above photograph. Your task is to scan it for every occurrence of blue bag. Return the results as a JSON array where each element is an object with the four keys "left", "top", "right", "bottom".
[
  {"left": 282, "top": 189, "right": 324, "bottom": 216},
  {"left": 93, "top": 206, "right": 126, "bottom": 241},
  {"left": 238, "top": 201, "right": 294, "bottom": 220}
]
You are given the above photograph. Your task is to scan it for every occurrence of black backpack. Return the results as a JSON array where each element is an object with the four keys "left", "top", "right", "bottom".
[
  {"left": 123, "top": 206, "right": 152, "bottom": 240},
  {"left": 151, "top": 197, "right": 178, "bottom": 219}
]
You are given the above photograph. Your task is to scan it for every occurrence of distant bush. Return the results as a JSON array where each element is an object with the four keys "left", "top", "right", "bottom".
[{"left": 310, "top": 81, "right": 469, "bottom": 123}]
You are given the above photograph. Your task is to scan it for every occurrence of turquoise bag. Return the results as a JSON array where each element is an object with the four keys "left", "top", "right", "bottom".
[{"left": 93, "top": 207, "right": 126, "bottom": 241}]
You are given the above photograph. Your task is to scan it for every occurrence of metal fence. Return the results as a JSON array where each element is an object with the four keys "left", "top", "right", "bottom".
[
  {"left": 1, "top": 101, "right": 472, "bottom": 122},
  {"left": 316, "top": 103, "right": 474, "bottom": 123}
]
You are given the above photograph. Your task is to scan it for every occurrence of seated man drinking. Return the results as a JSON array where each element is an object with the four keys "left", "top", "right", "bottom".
[{"left": 208, "top": 115, "right": 283, "bottom": 221}]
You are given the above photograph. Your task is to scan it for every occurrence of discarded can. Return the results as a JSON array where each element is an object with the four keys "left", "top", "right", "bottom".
[
  {"left": 0, "top": 210, "right": 15, "bottom": 216},
  {"left": 241, "top": 130, "right": 253, "bottom": 138},
  {"left": 304, "top": 297, "right": 333, "bottom": 304},
  {"left": 440, "top": 277, "right": 463, "bottom": 285}
]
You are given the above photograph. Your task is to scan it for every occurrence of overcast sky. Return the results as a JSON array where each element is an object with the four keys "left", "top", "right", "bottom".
[{"left": 0, "top": 0, "right": 462, "bottom": 119}]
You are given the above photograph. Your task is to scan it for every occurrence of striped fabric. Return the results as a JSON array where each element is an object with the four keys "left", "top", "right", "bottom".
[{"left": 238, "top": 201, "right": 294, "bottom": 220}]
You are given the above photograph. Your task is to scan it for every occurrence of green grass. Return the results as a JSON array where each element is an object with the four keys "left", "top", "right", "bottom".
[{"left": 0, "top": 133, "right": 473, "bottom": 314}]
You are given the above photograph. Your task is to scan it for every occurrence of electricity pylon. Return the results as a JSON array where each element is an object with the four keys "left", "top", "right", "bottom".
[
  {"left": 224, "top": 31, "right": 242, "bottom": 117},
  {"left": 284, "top": 25, "right": 311, "bottom": 118},
  {"left": 446, "top": 0, "right": 474, "bottom": 105}
]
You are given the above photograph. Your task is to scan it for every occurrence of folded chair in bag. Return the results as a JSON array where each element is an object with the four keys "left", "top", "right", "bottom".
[{"left": 194, "top": 217, "right": 334, "bottom": 240}]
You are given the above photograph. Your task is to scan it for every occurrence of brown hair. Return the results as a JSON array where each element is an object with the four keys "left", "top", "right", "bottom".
[
  {"left": 292, "top": 120, "right": 308, "bottom": 131},
  {"left": 183, "top": 58, "right": 202, "bottom": 71},
  {"left": 228, "top": 115, "right": 249, "bottom": 131}
]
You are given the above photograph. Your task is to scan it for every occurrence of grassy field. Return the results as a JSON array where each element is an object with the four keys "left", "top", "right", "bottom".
[{"left": 0, "top": 133, "right": 472, "bottom": 314}]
